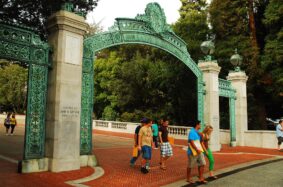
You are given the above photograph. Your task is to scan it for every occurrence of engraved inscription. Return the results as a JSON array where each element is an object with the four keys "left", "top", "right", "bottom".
[{"left": 60, "top": 106, "right": 80, "bottom": 119}]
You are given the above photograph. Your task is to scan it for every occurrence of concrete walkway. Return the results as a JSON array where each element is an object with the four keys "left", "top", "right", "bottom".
[{"left": 0, "top": 126, "right": 283, "bottom": 186}]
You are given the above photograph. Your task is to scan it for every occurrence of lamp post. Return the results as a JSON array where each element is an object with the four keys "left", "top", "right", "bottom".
[{"left": 230, "top": 49, "right": 243, "bottom": 72}]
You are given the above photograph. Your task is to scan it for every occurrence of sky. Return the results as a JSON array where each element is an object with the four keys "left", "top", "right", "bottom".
[{"left": 86, "top": 0, "right": 182, "bottom": 30}]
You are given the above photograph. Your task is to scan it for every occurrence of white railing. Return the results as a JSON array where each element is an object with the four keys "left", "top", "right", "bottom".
[
  {"left": 93, "top": 120, "right": 190, "bottom": 139},
  {"left": 93, "top": 120, "right": 279, "bottom": 149},
  {"left": 93, "top": 120, "right": 139, "bottom": 134},
  {"left": 168, "top": 126, "right": 191, "bottom": 139},
  {"left": 95, "top": 121, "right": 109, "bottom": 128},
  {"left": 111, "top": 122, "right": 127, "bottom": 130}
]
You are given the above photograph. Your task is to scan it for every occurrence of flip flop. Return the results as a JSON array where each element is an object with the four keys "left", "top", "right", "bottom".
[
  {"left": 198, "top": 180, "right": 208, "bottom": 184},
  {"left": 186, "top": 180, "right": 195, "bottom": 184},
  {"left": 210, "top": 175, "right": 218, "bottom": 179}
]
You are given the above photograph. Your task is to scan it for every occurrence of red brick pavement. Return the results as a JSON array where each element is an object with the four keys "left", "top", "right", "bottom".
[
  {"left": 83, "top": 145, "right": 272, "bottom": 187},
  {"left": 0, "top": 129, "right": 281, "bottom": 187},
  {"left": 0, "top": 159, "right": 94, "bottom": 187},
  {"left": 84, "top": 130, "right": 279, "bottom": 187}
]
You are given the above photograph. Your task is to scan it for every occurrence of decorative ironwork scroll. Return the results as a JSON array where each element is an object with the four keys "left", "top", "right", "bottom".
[
  {"left": 80, "top": 2, "right": 205, "bottom": 154},
  {"left": 219, "top": 78, "right": 237, "bottom": 144},
  {"left": 0, "top": 21, "right": 50, "bottom": 159}
]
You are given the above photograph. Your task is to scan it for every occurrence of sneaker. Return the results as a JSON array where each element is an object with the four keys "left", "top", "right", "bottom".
[
  {"left": 141, "top": 167, "right": 149, "bottom": 174},
  {"left": 10, "top": 134, "right": 13, "bottom": 136},
  {"left": 6, "top": 133, "right": 8, "bottom": 136},
  {"left": 130, "top": 163, "right": 135, "bottom": 167}
]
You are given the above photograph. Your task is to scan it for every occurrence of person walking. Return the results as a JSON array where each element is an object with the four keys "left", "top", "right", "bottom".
[
  {"left": 158, "top": 118, "right": 173, "bottom": 170},
  {"left": 151, "top": 120, "right": 159, "bottom": 149},
  {"left": 276, "top": 120, "right": 283, "bottom": 151},
  {"left": 187, "top": 120, "right": 207, "bottom": 184},
  {"left": 9, "top": 113, "right": 17, "bottom": 135},
  {"left": 201, "top": 125, "right": 217, "bottom": 179},
  {"left": 138, "top": 118, "right": 153, "bottom": 174},
  {"left": 130, "top": 118, "right": 146, "bottom": 167},
  {"left": 4, "top": 113, "right": 11, "bottom": 135}
]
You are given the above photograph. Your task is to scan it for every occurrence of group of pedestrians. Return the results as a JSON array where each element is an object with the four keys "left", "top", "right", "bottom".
[
  {"left": 129, "top": 118, "right": 217, "bottom": 183},
  {"left": 129, "top": 117, "right": 173, "bottom": 174},
  {"left": 3, "top": 112, "right": 17, "bottom": 135}
]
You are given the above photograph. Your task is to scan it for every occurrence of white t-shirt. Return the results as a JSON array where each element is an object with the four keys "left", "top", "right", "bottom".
[{"left": 276, "top": 124, "right": 283, "bottom": 137}]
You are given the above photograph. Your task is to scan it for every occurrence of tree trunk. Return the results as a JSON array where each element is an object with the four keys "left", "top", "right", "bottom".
[{"left": 248, "top": 0, "right": 260, "bottom": 72}]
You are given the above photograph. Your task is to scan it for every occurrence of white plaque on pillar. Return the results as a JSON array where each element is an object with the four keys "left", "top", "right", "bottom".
[{"left": 65, "top": 34, "right": 81, "bottom": 65}]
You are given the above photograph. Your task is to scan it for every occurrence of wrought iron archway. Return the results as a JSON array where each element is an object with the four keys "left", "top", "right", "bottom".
[
  {"left": 0, "top": 21, "right": 50, "bottom": 159},
  {"left": 80, "top": 3, "right": 205, "bottom": 154}
]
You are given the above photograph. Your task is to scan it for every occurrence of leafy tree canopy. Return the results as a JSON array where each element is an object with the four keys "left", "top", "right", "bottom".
[
  {"left": 0, "top": 0, "right": 99, "bottom": 39},
  {"left": 0, "top": 62, "right": 28, "bottom": 113}
]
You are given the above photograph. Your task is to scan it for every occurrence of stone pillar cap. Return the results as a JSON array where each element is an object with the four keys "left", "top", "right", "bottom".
[
  {"left": 47, "top": 10, "right": 88, "bottom": 35},
  {"left": 198, "top": 61, "right": 221, "bottom": 73},
  {"left": 227, "top": 71, "right": 248, "bottom": 81}
]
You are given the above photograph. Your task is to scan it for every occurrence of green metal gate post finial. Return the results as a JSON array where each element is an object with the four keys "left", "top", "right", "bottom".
[
  {"left": 80, "top": 2, "right": 205, "bottom": 154},
  {"left": 61, "top": 2, "right": 74, "bottom": 12},
  {"left": 230, "top": 48, "right": 243, "bottom": 72},
  {"left": 199, "top": 35, "right": 216, "bottom": 62},
  {"left": 55, "top": 1, "right": 86, "bottom": 17}
]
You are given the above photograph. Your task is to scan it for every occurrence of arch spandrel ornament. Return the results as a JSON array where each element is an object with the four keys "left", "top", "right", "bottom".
[{"left": 81, "top": 3, "right": 205, "bottom": 154}]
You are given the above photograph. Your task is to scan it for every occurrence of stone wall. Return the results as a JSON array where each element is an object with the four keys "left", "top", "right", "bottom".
[{"left": 219, "top": 129, "right": 278, "bottom": 149}]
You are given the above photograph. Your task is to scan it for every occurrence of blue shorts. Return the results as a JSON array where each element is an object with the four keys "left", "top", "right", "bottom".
[{"left": 142, "top": 145, "right": 152, "bottom": 160}]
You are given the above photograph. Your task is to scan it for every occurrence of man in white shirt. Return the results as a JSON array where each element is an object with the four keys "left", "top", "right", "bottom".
[{"left": 276, "top": 120, "right": 283, "bottom": 150}]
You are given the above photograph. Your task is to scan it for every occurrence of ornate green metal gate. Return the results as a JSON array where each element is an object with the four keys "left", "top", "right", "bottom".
[
  {"left": 80, "top": 3, "right": 205, "bottom": 154},
  {"left": 218, "top": 78, "right": 236, "bottom": 145},
  {"left": 0, "top": 21, "right": 50, "bottom": 159}
]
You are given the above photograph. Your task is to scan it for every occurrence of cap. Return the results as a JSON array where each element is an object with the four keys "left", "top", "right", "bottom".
[{"left": 140, "top": 117, "right": 150, "bottom": 124}]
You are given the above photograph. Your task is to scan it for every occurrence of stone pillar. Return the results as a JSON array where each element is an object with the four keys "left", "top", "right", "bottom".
[
  {"left": 45, "top": 11, "right": 88, "bottom": 172},
  {"left": 198, "top": 61, "right": 221, "bottom": 151},
  {"left": 227, "top": 71, "right": 248, "bottom": 146}
]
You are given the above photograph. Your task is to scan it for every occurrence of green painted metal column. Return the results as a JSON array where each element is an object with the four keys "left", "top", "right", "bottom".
[
  {"left": 24, "top": 63, "right": 49, "bottom": 159},
  {"left": 80, "top": 43, "right": 94, "bottom": 155},
  {"left": 229, "top": 97, "right": 236, "bottom": 146},
  {"left": 197, "top": 77, "right": 205, "bottom": 128}
]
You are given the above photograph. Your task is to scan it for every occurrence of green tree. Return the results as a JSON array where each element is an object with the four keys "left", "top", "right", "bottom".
[
  {"left": 173, "top": 0, "right": 210, "bottom": 60},
  {"left": 261, "top": 0, "right": 283, "bottom": 118},
  {"left": 0, "top": 0, "right": 99, "bottom": 38},
  {"left": 94, "top": 45, "right": 197, "bottom": 125},
  {"left": 0, "top": 64, "right": 28, "bottom": 113},
  {"left": 209, "top": 0, "right": 255, "bottom": 76},
  {"left": 94, "top": 50, "right": 121, "bottom": 119}
]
